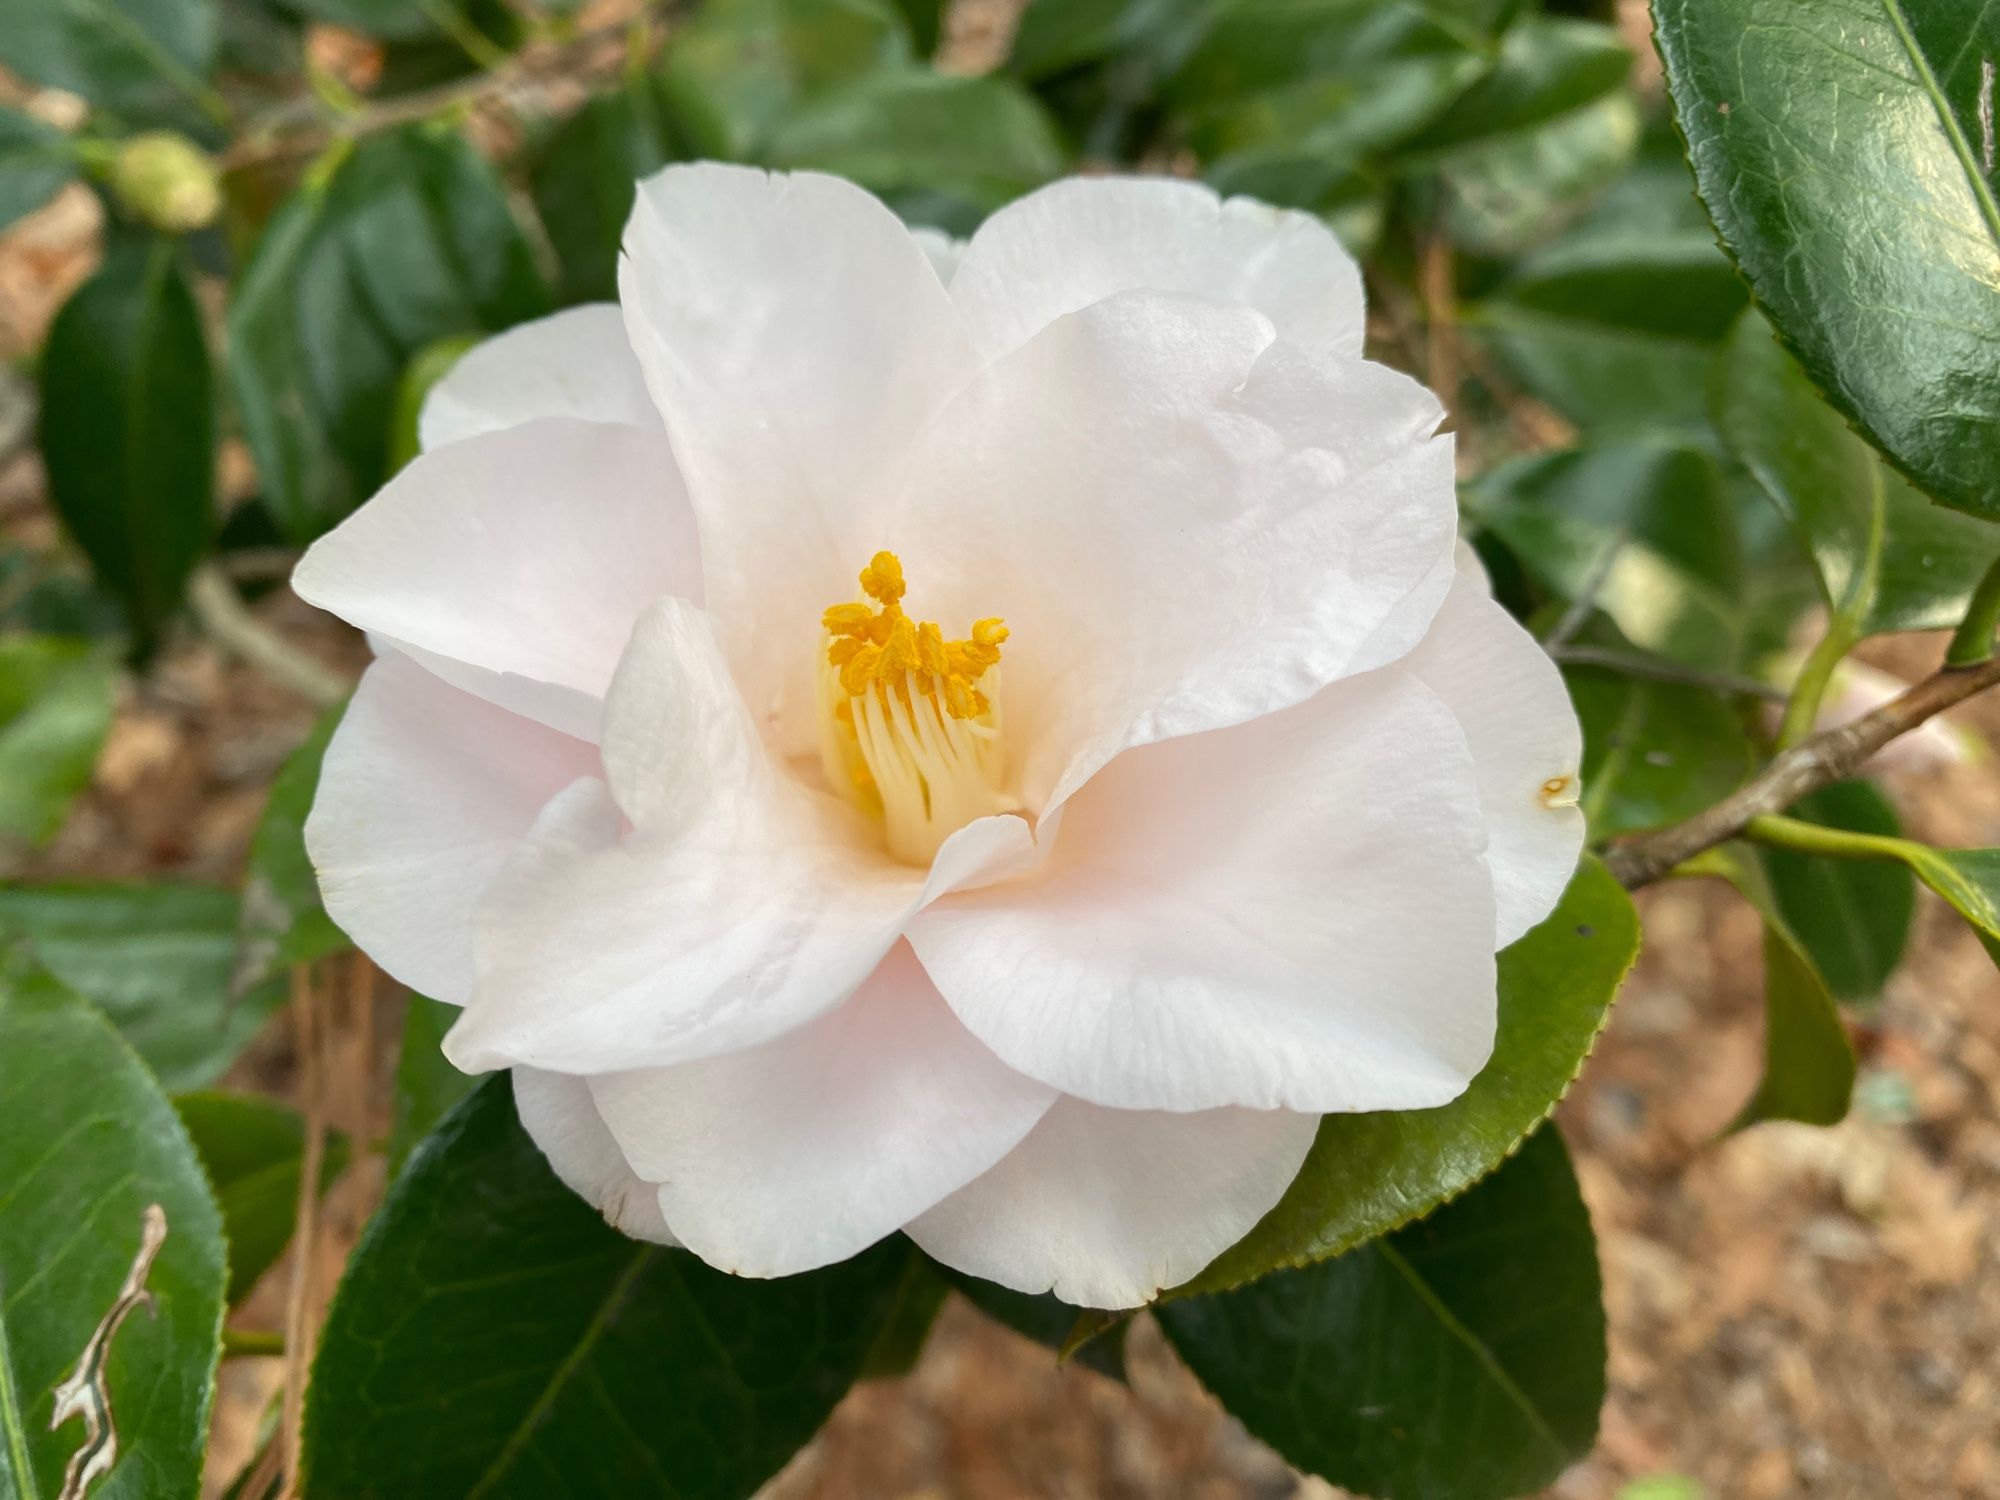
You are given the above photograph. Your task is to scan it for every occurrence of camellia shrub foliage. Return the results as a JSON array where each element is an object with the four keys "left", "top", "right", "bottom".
[{"left": 2, "top": 0, "right": 1998, "bottom": 1497}]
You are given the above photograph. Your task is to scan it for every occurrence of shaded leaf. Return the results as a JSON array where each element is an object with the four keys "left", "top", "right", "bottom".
[
  {"left": 304, "top": 1074, "right": 917, "bottom": 1497},
  {"left": 0, "top": 0, "right": 218, "bottom": 131},
  {"left": 174, "top": 1091, "right": 351, "bottom": 1303},
  {"left": 1162, "top": 1127, "right": 1604, "bottom": 1500},
  {"left": 529, "top": 76, "right": 684, "bottom": 304},
  {"left": 0, "top": 106, "right": 78, "bottom": 231},
  {"left": 1760, "top": 782, "right": 1914, "bottom": 1003},
  {"left": 0, "top": 636, "right": 114, "bottom": 853},
  {"left": 1566, "top": 655, "right": 1758, "bottom": 838},
  {"left": 857, "top": 1253, "right": 949, "bottom": 1379},
  {"left": 1181, "top": 857, "right": 1636, "bottom": 1295},
  {"left": 39, "top": 239, "right": 216, "bottom": 646},
  {"left": 0, "top": 883, "right": 287, "bottom": 1090},
  {"left": 386, "top": 993, "right": 473, "bottom": 1178},
  {"left": 1656, "top": 0, "right": 2000, "bottom": 520},
  {"left": 0, "top": 962, "right": 226, "bottom": 1500},
  {"left": 228, "top": 128, "right": 549, "bottom": 542}
]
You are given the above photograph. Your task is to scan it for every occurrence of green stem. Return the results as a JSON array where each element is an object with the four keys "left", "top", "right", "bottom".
[
  {"left": 222, "top": 1327, "right": 286, "bottom": 1358},
  {"left": 1777, "top": 621, "right": 1856, "bottom": 749},
  {"left": 1946, "top": 554, "right": 2000, "bottom": 667},
  {"left": 1743, "top": 813, "right": 1911, "bottom": 863}
]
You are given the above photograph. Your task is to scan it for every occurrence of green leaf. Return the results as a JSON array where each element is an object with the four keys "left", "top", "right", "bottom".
[
  {"left": 1465, "top": 440, "right": 1748, "bottom": 668},
  {"left": 1430, "top": 85, "right": 1639, "bottom": 255},
  {"left": 236, "top": 709, "right": 350, "bottom": 995},
  {"left": 1007, "top": 0, "right": 1205, "bottom": 82},
  {"left": 304, "top": 1074, "right": 917, "bottom": 1497},
  {"left": 1655, "top": 0, "right": 2000, "bottom": 521},
  {"left": 659, "top": 0, "right": 912, "bottom": 160},
  {"left": 944, "top": 1271, "right": 1128, "bottom": 1381},
  {"left": 767, "top": 69, "right": 1067, "bottom": 234},
  {"left": 228, "top": 127, "right": 550, "bottom": 543},
  {"left": 0, "top": 0, "right": 219, "bottom": 131},
  {"left": 1161, "top": 1126, "right": 1605, "bottom": 1500},
  {"left": 529, "top": 77, "right": 683, "bottom": 305},
  {"left": 856, "top": 1252, "right": 948, "bottom": 1378},
  {"left": 1713, "top": 311, "right": 2000, "bottom": 640},
  {"left": 1759, "top": 782, "right": 1913, "bottom": 1002},
  {"left": 272, "top": 0, "right": 461, "bottom": 40},
  {"left": 1566, "top": 659, "right": 1758, "bottom": 838},
  {"left": 1404, "top": 16, "right": 1630, "bottom": 153},
  {"left": 0, "top": 883, "right": 287, "bottom": 1090},
  {"left": 173, "top": 1091, "right": 350, "bottom": 1303},
  {"left": 1469, "top": 128, "right": 1747, "bottom": 433},
  {"left": 887, "top": 0, "right": 946, "bottom": 54},
  {"left": 39, "top": 239, "right": 216, "bottom": 646},
  {"left": 0, "top": 107, "right": 77, "bottom": 232},
  {"left": 385, "top": 993, "right": 473, "bottom": 1177},
  {"left": 1180, "top": 857, "right": 1636, "bottom": 1296},
  {"left": 0, "top": 963, "right": 226, "bottom": 1500},
  {"left": 1691, "top": 848, "right": 1856, "bottom": 1129},
  {"left": 0, "top": 637, "right": 113, "bottom": 853},
  {"left": 1903, "top": 848, "right": 2000, "bottom": 968}
]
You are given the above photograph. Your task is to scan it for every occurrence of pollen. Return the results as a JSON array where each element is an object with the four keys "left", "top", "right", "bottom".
[{"left": 816, "top": 551, "right": 1012, "bottom": 865}]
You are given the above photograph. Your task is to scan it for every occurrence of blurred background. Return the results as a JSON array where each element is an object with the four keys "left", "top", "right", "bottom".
[{"left": 1, "top": 0, "right": 1996, "bottom": 1495}]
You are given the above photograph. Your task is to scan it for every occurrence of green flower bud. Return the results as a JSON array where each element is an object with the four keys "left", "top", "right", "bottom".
[{"left": 110, "top": 132, "right": 222, "bottom": 234}]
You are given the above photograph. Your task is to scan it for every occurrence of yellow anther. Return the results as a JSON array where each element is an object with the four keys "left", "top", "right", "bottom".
[
  {"left": 972, "top": 619, "right": 1009, "bottom": 649},
  {"left": 839, "top": 642, "right": 882, "bottom": 696},
  {"left": 822, "top": 602, "right": 876, "bottom": 637},
  {"left": 819, "top": 550, "right": 1004, "bottom": 721},
  {"left": 916, "top": 621, "right": 949, "bottom": 676},
  {"left": 859, "top": 551, "right": 906, "bottom": 605}
]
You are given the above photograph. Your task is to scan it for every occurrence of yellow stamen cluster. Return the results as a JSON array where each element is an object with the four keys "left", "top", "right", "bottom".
[{"left": 822, "top": 551, "right": 1008, "bottom": 720}]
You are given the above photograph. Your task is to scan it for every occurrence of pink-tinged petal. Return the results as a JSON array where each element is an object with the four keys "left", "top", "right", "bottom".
[
  {"left": 617, "top": 164, "right": 978, "bottom": 744},
  {"left": 1401, "top": 561, "right": 1585, "bottom": 945},
  {"left": 588, "top": 944, "right": 1055, "bottom": 1278},
  {"left": 305, "top": 654, "right": 597, "bottom": 1004},
  {"left": 907, "top": 1097, "right": 1319, "bottom": 1309},
  {"left": 293, "top": 418, "right": 701, "bottom": 741},
  {"left": 417, "top": 304, "right": 662, "bottom": 451},
  {"left": 909, "top": 669, "right": 1496, "bottom": 1113},
  {"left": 949, "top": 176, "right": 1365, "bottom": 364},
  {"left": 512, "top": 1068, "right": 678, "bottom": 1246},
  {"left": 888, "top": 293, "right": 1456, "bottom": 813},
  {"left": 447, "top": 598, "right": 1035, "bottom": 1076}
]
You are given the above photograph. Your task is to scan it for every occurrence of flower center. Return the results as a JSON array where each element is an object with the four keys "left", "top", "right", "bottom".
[{"left": 816, "top": 550, "right": 1012, "bottom": 865}]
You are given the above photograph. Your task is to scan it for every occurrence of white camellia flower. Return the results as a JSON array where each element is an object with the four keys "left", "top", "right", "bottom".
[{"left": 296, "top": 165, "right": 1585, "bottom": 1309}]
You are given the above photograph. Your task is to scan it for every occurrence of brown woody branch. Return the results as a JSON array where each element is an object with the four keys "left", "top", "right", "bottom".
[{"left": 1603, "top": 651, "right": 2000, "bottom": 889}]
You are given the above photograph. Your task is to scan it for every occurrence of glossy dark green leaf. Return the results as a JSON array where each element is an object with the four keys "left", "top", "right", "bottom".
[
  {"left": 0, "top": 0, "right": 219, "bottom": 130},
  {"left": 174, "top": 1091, "right": 350, "bottom": 1303},
  {"left": 1760, "top": 783, "right": 1913, "bottom": 1002},
  {"left": 659, "top": 0, "right": 912, "bottom": 160},
  {"left": 1471, "top": 130, "right": 1747, "bottom": 432},
  {"left": 1692, "top": 849, "right": 1856, "bottom": 1130},
  {"left": 0, "top": 636, "right": 113, "bottom": 852},
  {"left": 1466, "top": 441, "right": 1747, "bottom": 668},
  {"left": 767, "top": 69, "right": 1066, "bottom": 234},
  {"left": 236, "top": 710, "right": 349, "bottom": 995},
  {"left": 1713, "top": 311, "right": 2000, "bottom": 639},
  {"left": 228, "top": 128, "right": 550, "bottom": 542},
  {"left": 304, "top": 1074, "right": 916, "bottom": 1497},
  {"left": 944, "top": 1270, "right": 1127, "bottom": 1381},
  {"left": 1656, "top": 0, "right": 2000, "bottom": 521},
  {"left": 1162, "top": 1127, "right": 1604, "bottom": 1500},
  {"left": 0, "top": 883, "right": 287, "bottom": 1090},
  {"left": 0, "top": 107, "right": 77, "bottom": 231},
  {"left": 529, "top": 77, "right": 683, "bottom": 304},
  {"left": 0, "top": 963, "right": 226, "bottom": 1500},
  {"left": 1182, "top": 858, "right": 1636, "bottom": 1296},
  {"left": 386, "top": 993, "right": 474, "bottom": 1177},
  {"left": 1905, "top": 848, "right": 2000, "bottom": 968},
  {"left": 39, "top": 240, "right": 216, "bottom": 646},
  {"left": 1566, "top": 659, "right": 1757, "bottom": 838}
]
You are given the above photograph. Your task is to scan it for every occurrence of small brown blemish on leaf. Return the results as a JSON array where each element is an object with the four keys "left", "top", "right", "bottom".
[
  {"left": 1539, "top": 774, "right": 1579, "bottom": 809},
  {"left": 51, "top": 1204, "right": 167, "bottom": 1500},
  {"left": 1717, "top": 100, "right": 1731, "bottom": 115}
]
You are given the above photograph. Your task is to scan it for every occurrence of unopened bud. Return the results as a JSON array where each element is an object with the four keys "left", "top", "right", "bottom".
[{"left": 111, "top": 132, "right": 222, "bottom": 234}]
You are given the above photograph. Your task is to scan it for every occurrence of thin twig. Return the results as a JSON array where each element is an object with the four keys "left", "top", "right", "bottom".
[
  {"left": 1603, "top": 650, "right": 2000, "bottom": 889},
  {"left": 1540, "top": 525, "right": 1631, "bottom": 652},
  {"left": 1551, "top": 644, "right": 1788, "bottom": 703},
  {"left": 187, "top": 567, "right": 349, "bottom": 708}
]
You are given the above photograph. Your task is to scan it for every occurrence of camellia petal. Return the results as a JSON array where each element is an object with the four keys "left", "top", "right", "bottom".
[
  {"left": 305, "top": 653, "right": 598, "bottom": 1004},
  {"left": 417, "top": 303, "right": 663, "bottom": 451},
  {"left": 446, "top": 599, "right": 1037, "bottom": 1076},
  {"left": 906, "top": 1096, "right": 1321, "bottom": 1309},
  {"left": 512, "top": 1068, "right": 678, "bottom": 1246},
  {"left": 293, "top": 418, "right": 700, "bottom": 741},
  {"left": 1402, "top": 557, "right": 1586, "bottom": 945},
  {"left": 888, "top": 292, "right": 1456, "bottom": 812},
  {"left": 948, "top": 176, "right": 1366, "bottom": 365},
  {"left": 587, "top": 943, "right": 1056, "bottom": 1279},
  {"left": 618, "top": 164, "right": 979, "bottom": 744},
  {"left": 909, "top": 669, "right": 1497, "bottom": 1113}
]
